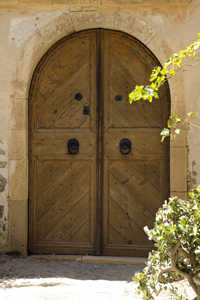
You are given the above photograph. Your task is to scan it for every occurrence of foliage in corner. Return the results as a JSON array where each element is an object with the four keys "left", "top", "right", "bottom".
[
  {"left": 129, "top": 33, "right": 200, "bottom": 141},
  {"left": 134, "top": 186, "right": 200, "bottom": 300}
]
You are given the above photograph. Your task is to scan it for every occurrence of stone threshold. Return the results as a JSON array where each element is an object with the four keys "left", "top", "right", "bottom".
[{"left": 28, "top": 255, "right": 147, "bottom": 265}]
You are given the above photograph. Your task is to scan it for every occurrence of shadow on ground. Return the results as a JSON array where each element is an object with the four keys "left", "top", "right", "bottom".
[{"left": 0, "top": 257, "right": 145, "bottom": 282}]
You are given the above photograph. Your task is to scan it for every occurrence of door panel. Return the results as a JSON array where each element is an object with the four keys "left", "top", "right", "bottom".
[
  {"left": 101, "top": 30, "right": 170, "bottom": 256},
  {"left": 29, "top": 29, "right": 170, "bottom": 256},
  {"left": 29, "top": 30, "right": 97, "bottom": 255}
]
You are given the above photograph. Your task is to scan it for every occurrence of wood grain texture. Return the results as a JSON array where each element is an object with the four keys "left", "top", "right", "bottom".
[
  {"left": 101, "top": 30, "right": 169, "bottom": 256},
  {"left": 29, "top": 29, "right": 170, "bottom": 256},
  {"left": 29, "top": 30, "right": 97, "bottom": 255}
]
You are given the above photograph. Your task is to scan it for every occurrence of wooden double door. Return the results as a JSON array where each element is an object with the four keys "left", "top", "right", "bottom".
[{"left": 29, "top": 29, "right": 170, "bottom": 256}]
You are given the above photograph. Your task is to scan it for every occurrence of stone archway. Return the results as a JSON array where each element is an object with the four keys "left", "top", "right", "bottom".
[{"left": 9, "top": 10, "right": 186, "bottom": 255}]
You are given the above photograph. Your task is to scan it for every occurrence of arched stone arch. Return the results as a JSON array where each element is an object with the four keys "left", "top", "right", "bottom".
[
  {"left": 9, "top": 9, "right": 187, "bottom": 254},
  {"left": 11, "top": 10, "right": 174, "bottom": 100}
]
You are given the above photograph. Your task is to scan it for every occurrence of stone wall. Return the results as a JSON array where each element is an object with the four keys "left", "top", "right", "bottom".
[{"left": 0, "top": 0, "right": 199, "bottom": 254}]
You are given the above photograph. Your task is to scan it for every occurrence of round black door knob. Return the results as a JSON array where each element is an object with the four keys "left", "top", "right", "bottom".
[
  {"left": 75, "top": 93, "right": 82, "bottom": 101},
  {"left": 115, "top": 94, "right": 122, "bottom": 102},
  {"left": 67, "top": 139, "right": 79, "bottom": 155},
  {"left": 119, "top": 138, "right": 131, "bottom": 155}
]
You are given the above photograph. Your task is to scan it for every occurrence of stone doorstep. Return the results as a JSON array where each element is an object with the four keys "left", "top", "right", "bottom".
[{"left": 27, "top": 255, "right": 147, "bottom": 265}]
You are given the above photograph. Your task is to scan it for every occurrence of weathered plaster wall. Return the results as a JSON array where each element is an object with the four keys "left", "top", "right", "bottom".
[{"left": 0, "top": 0, "right": 199, "bottom": 254}]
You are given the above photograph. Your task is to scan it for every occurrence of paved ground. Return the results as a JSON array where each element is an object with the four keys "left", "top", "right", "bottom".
[
  {"left": 0, "top": 255, "right": 195, "bottom": 300},
  {"left": 0, "top": 255, "right": 146, "bottom": 300}
]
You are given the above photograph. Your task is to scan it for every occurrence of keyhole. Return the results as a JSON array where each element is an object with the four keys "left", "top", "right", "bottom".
[{"left": 83, "top": 105, "right": 90, "bottom": 115}]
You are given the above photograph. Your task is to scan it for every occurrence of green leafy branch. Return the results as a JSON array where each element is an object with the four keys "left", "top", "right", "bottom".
[
  {"left": 129, "top": 33, "right": 200, "bottom": 104},
  {"left": 161, "top": 112, "right": 200, "bottom": 141}
]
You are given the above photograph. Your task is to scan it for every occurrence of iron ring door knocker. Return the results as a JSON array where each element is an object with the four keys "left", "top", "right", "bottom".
[
  {"left": 67, "top": 139, "right": 79, "bottom": 155},
  {"left": 119, "top": 138, "right": 131, "bottom": 155}
]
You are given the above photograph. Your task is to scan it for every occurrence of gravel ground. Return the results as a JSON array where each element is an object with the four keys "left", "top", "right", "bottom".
[{"left": 0, "top": 256, "right": 196, "bottom": 300}]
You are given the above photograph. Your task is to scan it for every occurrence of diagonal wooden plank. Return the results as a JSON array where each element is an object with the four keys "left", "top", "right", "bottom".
[
  {"left": 38, "top": 171, "right": 89, "bottom": 241},
  {"left": 109, "top": 172, "right": 155, "bottom": 232},
  {"left": 36, "top": 39, "right": 90, "bottom": 108},
  {"left": 37, "top": 161, "right": 89, "bottom": 220},
  {"left": 110, "top": 58, "right": 161, "bottom": 128},
  {"left": 109, "top": 160, "right": 160, "bottom": 216},
  {"left": 109, "top": 114, "right": 123, "bottom": 128},
  {"left": 110, "top": 40, "right": 155, "bottom": 85},
  {"left": 43, "top": 193, "right": 90, "bottom": 242},
  {"left": 38, "top": 59, "right": 90, "bottom": 128},
  {"left": 131, "top": 161, "right": 160, "bottom": 191},
  {"left": 110, "top": 86, "right": 150, "bottom": 128},
  {"left": 37, "top": 160, "right": 46, "bottom": 169},
  {"left": 38, "top": 160, "right": 73, "bottom": 197},
  {"left": 109, "top": 224, "right": 127, "bottom": 245},
  {"left": 51, "top": 88, "right": 90, "bottom": 128},
  {"left": 79, "top": 117, "right": 90, "bottom": 129},
  {"left": 69, "top": 221, "right": 90, "bottom": 243},
  {"left": 109, "top": 197, "right": 152, "bottom": 245}
]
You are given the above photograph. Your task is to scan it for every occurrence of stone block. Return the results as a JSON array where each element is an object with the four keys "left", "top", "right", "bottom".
[
  {"left": 106, "top": 0, "right": 142, "bottom": 3},
  {"left": 9, "top": 160, "right": 27, "bottom": 201},
  {"left": 171, "top": 101, "right": 186, "bottom": 119},
  {"left": 0, "top": 130, "right": 8, "bottom": 150},
  {"left": 10, "top": 99, "right": 27, "bottom": 130},
  {"left": 114, "top": 12, "right": 156, "bottom": 45},
  {"left": 71, "top": 11, "right": 115, "bottom": 31},
  {"left": 0, "top": 82, "right": 12, "bottom": 102},
  {"left": 82, "top": 255, "right": 147, "bottom": 265},
  {"left": 170, "top": 191, "right": 188, "bottom": 200},
  {"left": 53, "top": 0, "right": 101, "bottom": 3},
  {"left": 19, "top": 0, "right": 52, "bottom": 3},
  {"left": 147, "top": 33, "right": 173, "bottom": 66},
  {"left": 0, "top": 100, "right": 10, "bottom": 130},
  {"left": 9, "top": 200, "right": 28, "bottom": 255},
  {"left": 170, "top": 146, "right": 187, "bottom": 192},
  {"left": 11, "top": 13, "right": 73, "bottom": 99},
  {"left": 0, "top": 0, "right": 18, "bottom": 3},
  {"left": 170, "top": 129, "right": 187, "bottom": 147},
  {"left": 0, "top": 173, "right": 7, "bottom": 194},
  {"left": 170, "top": 76, "right": 185, "bottom": 105},
  {"left": 9, "top": 130, "right": 27, "bottom": 160},
  {"left": 170, "top": 101, "right": 187, "bottom": 130},
  {"left": 143, "top": 0, "right": 191, "bottom": 3}
]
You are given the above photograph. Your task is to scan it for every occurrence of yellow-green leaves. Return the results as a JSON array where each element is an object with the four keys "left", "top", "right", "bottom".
[
  {"left": 133, "top": 185, "right": 200, "bottom": 300},
  {"left": 150, "top": 66, "right": 161, "bottom": 82},
  {"left": 129, "top": 32, "right": 200, "bottom": 107},
  {"left": 188, "top": 112, "right": 197, "bottom": 118},
  {"left": 171, "top": 225, "right": 176, "bottom": 232},
  {"left": 170, "top": 69, "right": 176, "bottom": 77},
  {"left": 160, "top": 113, "right": 181, "bottom": 141},
  {"left": 129, "top": 84, "right": 158, "bottom": 103},
  {"left": 180, "top": 219, "right": 186, "bottom": 227}
]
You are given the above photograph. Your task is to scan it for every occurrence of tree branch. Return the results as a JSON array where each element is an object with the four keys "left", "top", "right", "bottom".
[
  {"left": 158, "top": 267, "right": 174, "bottom": 283},
  {"left": 170, "top": 242, "right": 200, "bottom": 296}
]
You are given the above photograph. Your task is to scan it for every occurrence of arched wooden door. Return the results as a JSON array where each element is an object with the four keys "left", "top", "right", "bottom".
[{"left": 29, "top": 29, "right": 170, "bottom": 256}]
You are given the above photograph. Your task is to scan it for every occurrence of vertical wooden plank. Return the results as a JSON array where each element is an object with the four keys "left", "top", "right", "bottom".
[
  {"left": 90, "top": 156, "right": 96, "bottom": 248},
  {"left": 90, "top": 31, "right": 97, "bottom": 134},
  {"left": 102, "top": 157, "right": 109, "bottom": 248},
  {"left": 28, "top": 156, "right": 37, "bottom": 249},
  {"left": 102, "top": 30, "right": 110, "bottom": 132},
  {"left": 89, "top": 31, "right": 98, "bottom": 251},
  {"left": 95, "top": 29, "right": 102, "bottom": 255}
]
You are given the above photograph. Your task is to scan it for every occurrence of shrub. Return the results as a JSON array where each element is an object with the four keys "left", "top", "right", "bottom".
[{"left": 134, "top": 186, "right": 200, "bottom": 300}]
